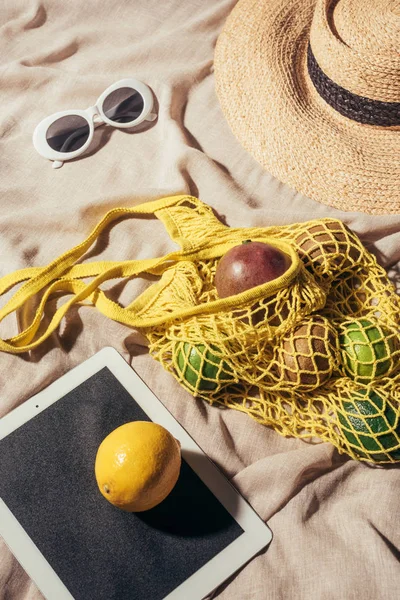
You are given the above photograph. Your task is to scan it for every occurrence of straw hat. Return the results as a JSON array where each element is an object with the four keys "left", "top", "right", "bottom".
[{"left": 214, "top": 0, "right": 400, "bottom": 215}]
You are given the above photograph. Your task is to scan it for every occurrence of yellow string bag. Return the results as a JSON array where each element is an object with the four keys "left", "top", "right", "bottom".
[{"left": 0, "top": 195, "right": 399, "bottom": 464}]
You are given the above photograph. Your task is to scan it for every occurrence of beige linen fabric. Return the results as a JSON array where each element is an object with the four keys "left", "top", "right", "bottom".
[{"left": 0, "top": 1, "right": 400, "bottom": 599}]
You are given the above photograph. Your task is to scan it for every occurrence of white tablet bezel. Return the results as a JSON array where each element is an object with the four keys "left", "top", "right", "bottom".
[{"left": 0, "top": 347, "right": 272, "bottom": 600}]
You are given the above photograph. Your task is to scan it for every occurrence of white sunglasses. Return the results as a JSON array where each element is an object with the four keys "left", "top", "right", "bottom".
[{"left": 33, "top": 78, "right": 156, "bottom": 169}]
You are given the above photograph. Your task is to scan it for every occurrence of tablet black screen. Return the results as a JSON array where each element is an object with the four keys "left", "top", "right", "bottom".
[{"left": 0, "top": 367, "right": 243, "bottom": 600}]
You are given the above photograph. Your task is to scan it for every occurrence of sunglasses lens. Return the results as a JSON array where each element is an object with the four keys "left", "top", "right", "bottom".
[
  {"left": 46, "top": 115, "right": 90, "bottom": 153},
  {"left": 102, "top": 87, "right": 144, "bottom": 124}
]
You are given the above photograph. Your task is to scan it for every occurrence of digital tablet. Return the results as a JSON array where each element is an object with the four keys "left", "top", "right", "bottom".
[{"left": 0, "top": 347, "right": 272, "bottom": 600}]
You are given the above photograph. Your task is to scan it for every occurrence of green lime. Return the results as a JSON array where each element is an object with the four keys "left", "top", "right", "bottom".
[
  {"left": 339, "top": 319, "right": 394, "bottom": 382},
  {"left": 176, "top": 342, "right": 233, "bottom": 392},
  {"left": 337, "top": 389, "right": 400, "bottom": 462}
]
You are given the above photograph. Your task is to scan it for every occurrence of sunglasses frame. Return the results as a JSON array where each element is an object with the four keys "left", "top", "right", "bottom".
[{"left": 33, "top": 78, "right": 156, "bottom": 168}]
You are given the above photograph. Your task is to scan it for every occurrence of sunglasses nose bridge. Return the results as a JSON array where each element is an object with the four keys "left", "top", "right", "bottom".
[{"left": 86, "top": 105, "right": 101, "bottom": 121}]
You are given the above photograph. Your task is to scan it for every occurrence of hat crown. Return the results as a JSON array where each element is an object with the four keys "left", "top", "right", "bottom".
[
  {"left": 334, "top": 0, "right": 399, "bottom": 54},
  {"left": 310, "top": 0, "right": 400, "bottom": 102}
]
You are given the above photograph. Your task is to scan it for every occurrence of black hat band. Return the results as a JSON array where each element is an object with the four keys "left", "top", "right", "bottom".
[{"left": 307, "top": 45, "right": 400, "bottom": 127}]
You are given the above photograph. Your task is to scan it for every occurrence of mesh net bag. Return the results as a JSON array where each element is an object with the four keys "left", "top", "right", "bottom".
[{"left": 1, "top": 195, "right": 399, "bottom": 464}]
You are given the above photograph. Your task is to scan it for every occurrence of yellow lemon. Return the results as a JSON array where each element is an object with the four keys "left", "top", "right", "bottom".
[{"left": 95, "top": 421, "right": 181, "bottom": 512}]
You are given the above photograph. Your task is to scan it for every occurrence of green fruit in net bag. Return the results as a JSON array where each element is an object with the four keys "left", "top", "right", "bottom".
[
  {"left": 337, "top": 389, "right": 400, "bottom": 462},
  {"left": 176, "top": 342, "right": 233, "bottom": 392},
  {"left": 339, "top": 319, "right": 395, "bottom": 383}
]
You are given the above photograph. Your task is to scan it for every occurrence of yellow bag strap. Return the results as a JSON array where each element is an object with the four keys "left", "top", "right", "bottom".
[
  {"left": 0, "top": 193, "right": 302, "bottom": 354},
  {"left": 0, "top": 195, "right": 188, "bottom": 354}
]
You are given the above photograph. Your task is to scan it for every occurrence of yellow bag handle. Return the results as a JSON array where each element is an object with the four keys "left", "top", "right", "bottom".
[
  {"left": 0, "top": 193, "right": 301, "bottom": 354},
  {"left": 0, "top": 195, "right": 187, "bottom": 354}
]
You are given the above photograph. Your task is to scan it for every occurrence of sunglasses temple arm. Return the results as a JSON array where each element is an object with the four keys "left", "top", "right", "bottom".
[
  {"left": 52, "top": 160, "right": 64, "bottom": 169},
  {"left": 147, "top": 112, "right": 157, "bottom": 122}
]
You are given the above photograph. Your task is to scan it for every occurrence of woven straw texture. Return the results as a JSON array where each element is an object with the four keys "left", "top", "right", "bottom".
[
  {"left": 214, "top": 0, "right": 400, "bottom": 215},
  {"left": 1, "top": 195, "right": 399, "bottom": 465}
]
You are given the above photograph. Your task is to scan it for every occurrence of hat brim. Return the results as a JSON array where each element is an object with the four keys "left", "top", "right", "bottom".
[{"left": 214, "top": 0, "right": 400, "bottom": 215}]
